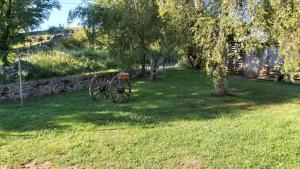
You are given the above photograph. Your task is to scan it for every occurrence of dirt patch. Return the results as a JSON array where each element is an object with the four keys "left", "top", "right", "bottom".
[
  {"left": 20, "top": 160, "right": 37, "bottom": 169},
  {"left": 1, "top": 164, "right": 14, "bottom": 169},
  {"left": 72, "top": 165, "right": 84, "bottom": 169},
  {"left": 18, "top": 160, "right": 52, "bottom": 169},
  {"left": 39, "top": 161, "right": 52, "bottom": 169},
  {"left": 180, "top": 158, "right": 203, "bottom": 169}
]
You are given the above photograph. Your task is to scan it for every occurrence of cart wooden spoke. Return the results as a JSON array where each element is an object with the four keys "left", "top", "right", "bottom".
[
  {"left": 89, "top": 75, "right": 109, "bottom": 101},
  {"left": 89, "top": 72, "right": 131, "bottom": 104}
]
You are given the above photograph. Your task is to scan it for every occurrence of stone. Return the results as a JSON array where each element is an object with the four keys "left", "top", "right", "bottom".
[{"left": 0, "top": 70, "right": 144, "bottom": 101}]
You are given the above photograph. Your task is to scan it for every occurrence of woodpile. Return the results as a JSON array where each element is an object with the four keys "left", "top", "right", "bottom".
[
  {"left": 227, "top": 42, "right": 244, "bottom": 75},
  {"left": 257, "top": 65, "right": 282, "bottom": 81}
]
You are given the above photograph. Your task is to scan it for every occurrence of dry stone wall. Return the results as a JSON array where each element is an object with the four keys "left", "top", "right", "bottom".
[{"left": 0, "top": 70, "right": 144, "bottom": 101}]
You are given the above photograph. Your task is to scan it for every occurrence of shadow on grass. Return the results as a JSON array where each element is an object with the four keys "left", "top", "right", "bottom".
[{"left": 0, "top": 69, "right": 299, "bottom": 132}]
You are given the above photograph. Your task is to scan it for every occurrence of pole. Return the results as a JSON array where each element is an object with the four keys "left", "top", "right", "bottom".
[{"left": 18, "top": 54, "right": 23, "bottom": 108}]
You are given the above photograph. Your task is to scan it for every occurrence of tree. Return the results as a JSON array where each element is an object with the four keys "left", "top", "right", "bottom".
[
  {"left": 0, "top": 0, "right": 60, "bottom": 65},
  {"left": 192, "top": 1, "right": 249, "bottom": 96},
  {"left": 158, "top": 0, "right": 203, "bottom": 69},
  {"left": 147, "top": 50, "right": 164, "bottom": 81},
  {"left": 47, "top": 25, "right": 64, "bottom": 35},
  {"left": 249, "top": 0, "right": 300, "bottom": 80},
  {"left": 70, "top": 0, "right": 162, "bottom": 71}
]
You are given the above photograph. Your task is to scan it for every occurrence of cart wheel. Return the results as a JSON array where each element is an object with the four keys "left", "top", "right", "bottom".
[
  {"left": 89, "top": 74, "right": 109, "bottom": 101},
  {"left": 109, "top": 75, "right": 131, "bottom": 104}
]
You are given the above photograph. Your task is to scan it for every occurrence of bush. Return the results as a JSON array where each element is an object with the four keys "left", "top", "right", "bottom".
[
  {"left": 105, "top": 60, "right": 118, "bottom": 69},
  {"left": 284, "top": 55, "right": 300, "bottom": 80},
  {"left": 0, "top": 73, "right": 16, "bottom": 84},
  {"left": 58, "top": 29, "right": 88, "bottom": 49}
]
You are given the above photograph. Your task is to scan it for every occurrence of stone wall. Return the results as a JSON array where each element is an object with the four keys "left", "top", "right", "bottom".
[{"left": 0, "top": 70, "right": 144, "bottom": 101}]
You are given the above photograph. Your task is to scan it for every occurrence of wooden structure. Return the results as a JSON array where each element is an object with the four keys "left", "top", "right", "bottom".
[
  {"left": 257, "top": 65, "right": 282, "bottom": 81},
  {"left": 89, "top": 72, "right": 131, "bottom": 104},
  {"left": 227, "top": 42, "right": 244, "bottom": 75}
]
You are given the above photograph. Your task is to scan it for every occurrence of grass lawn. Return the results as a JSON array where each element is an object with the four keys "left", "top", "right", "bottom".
[{"left": 0, "top": 69, "right": 299, "bottom": 168}]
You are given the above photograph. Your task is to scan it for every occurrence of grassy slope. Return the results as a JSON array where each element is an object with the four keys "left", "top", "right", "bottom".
[
  {"left": 0, "top": 49, "right": 110, "bottom": 85},
  {"left": 0, "top": 69, "right": 299, "bottom": 168}
]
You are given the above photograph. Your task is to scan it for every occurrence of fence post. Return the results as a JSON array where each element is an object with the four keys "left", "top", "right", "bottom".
[{"left": 18, "top": 54, "right": 24, "bottom": 108}]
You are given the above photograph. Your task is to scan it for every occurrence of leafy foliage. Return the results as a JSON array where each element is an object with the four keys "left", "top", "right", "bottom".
[
  {"left": 192, "top": 1, "right": 249, "bottom": 95},
  {"left": 70, "top": 0, "right": 164, "bottom": 70},
  {"left": 158, "top": 0, "right": 203, "bottom": 69},
  {"left": 70, "top": 0, "right": 299, "bottom": 93},
  {"left": 248, "top": 0, "right": 300, "bottom": 79},
  {"left": 59, "top": 29, "right": 88, "bottom": 49},
  {"left": 0, "top": 0, "right": 60, "bottom": 65}
]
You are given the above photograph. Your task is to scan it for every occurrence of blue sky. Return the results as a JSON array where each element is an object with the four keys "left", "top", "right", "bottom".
[{"left": 39, "top": 0, "right": 84, "bottom": 31}]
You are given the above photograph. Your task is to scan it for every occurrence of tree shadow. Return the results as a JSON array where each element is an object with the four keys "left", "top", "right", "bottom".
[
  {"left": 77, "top": 70, "right": 300, "bottom": 127},
  {"left": 0, "top": 69, "right": 299, "bottom": 132}
]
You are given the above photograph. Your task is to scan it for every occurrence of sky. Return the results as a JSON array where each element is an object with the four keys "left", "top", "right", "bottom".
[{"left": 39, "top": 0, "right": 84, "bottom": 31}]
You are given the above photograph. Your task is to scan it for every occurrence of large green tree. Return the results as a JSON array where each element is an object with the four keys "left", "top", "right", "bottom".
[
  {"left": 249, "top": 0, "right": 300, "bottom": 79},
  {"left": 0, "top": 0, "right": 60, "bottom": 65},
  {"left": 158, "top": 0, "right": 203, "bottom": 69},
  {"left": 192, "top": 0, "right": 249, "bottom": 96},
  {"left": 193, "top": 0, "right": 299, "bottom": 95},
  {"left": 70, "top": 0, "right": 162, "bottom": 71}
]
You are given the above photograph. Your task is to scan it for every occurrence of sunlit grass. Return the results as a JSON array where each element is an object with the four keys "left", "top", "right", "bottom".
[
  {"left": 0, "top": 69, "right": 299, "bottom": 168},
  {"left": 15, "top": 49, "right": 111, "bottom": 82}
]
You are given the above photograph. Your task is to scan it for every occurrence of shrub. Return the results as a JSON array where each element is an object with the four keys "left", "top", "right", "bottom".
[
  {"left": 284, "top": 55, "right": 300, "bottom": 80},
  {"left": 105, "top": 60, "right": 118, "bottom": 69},
  {"left": 58, "top": 29, "right": 88, "bottom": 49}
]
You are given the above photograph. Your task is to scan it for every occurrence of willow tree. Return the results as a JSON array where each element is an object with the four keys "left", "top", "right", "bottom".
[
  {"left": 0, "top": 0, "right": 60, "bottom": 65},
  {"left": 249, "top": 0, "right": 300, "bottom": 80},
  {"left": 158, "top": 0, "right": 202, "bottom": 69},
  {"left": 70, "top": 0, "right": 162, "bottom": 71},
  {"left": 193, "top": 0, "right": 248, "bottom": 96}
]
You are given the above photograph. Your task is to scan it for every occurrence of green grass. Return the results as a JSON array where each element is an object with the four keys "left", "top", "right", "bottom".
[
  {"left": 0, "top": 69, "right": 300, "bottom": 168},
  {"left": 0, "top": 49, "right": 111, "bottom": 84}
]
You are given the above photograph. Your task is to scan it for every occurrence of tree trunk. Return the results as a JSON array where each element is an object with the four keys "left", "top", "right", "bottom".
[
  {"left": 0, "top": 0, "right": 12, "bottom": 66},
  {"left": 186, "top": 46, "right": 194, "bottom": 67},
  {"left": 139, "top": 35, "right": 146, "bottom": 71},
  {"left": 213, "top": 74, "right": 228, "bottom": 96},
  {"left": 0, "top": 49, "right": 9, "bottom": 66},
  {"left": 0, "top": 38, "right": 9, "bottom": 65},
  {"left": 213, "top": 22, "right": 229, "bottom": 96},
  {"left": 150, "top": 70, "right": 157, "bottom": 81},
  {"left": 149, "top": 56, "right": 156, "bottom": 81},
  {"left": 141, "top": 51, "right": 146, "bottom": 71},
  {"left": 149, "top": 56, "right": 163, "bottom": 81},
  {"left": 186, "top": 45, "right": 201, "bottom": 69}
]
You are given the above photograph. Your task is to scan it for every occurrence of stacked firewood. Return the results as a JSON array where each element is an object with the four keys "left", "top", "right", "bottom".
[
  {"left": 258, "top": 65, "right": 282, "bottom": 81},
  {"left": 257, "top": 65, "right": 269, "bottom": 80}
]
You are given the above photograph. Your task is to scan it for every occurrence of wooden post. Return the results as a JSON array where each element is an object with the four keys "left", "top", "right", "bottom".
[{"left": 18, "top": 54, "right": 23, "bottom": 108}]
